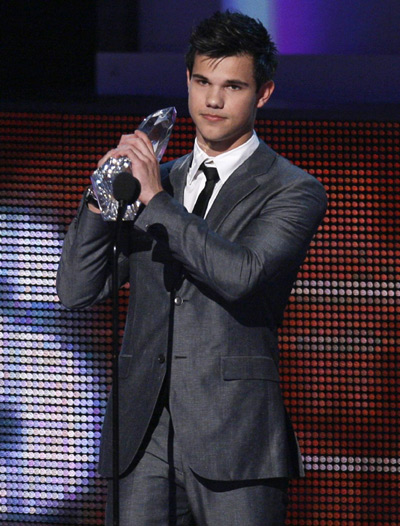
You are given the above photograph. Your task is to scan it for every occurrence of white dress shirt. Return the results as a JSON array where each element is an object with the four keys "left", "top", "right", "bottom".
[{"left": 184, "top": 131, "right": 260, "bottom": 216}]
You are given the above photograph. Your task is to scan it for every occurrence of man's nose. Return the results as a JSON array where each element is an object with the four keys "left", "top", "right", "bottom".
[{"left": 205, "top": 86, "right": 224, "bottom": 108}]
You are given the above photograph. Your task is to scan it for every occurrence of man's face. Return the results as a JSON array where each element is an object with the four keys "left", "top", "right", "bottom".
[{"left": 187, "top": 53, "right": 274, "bottom": 156}]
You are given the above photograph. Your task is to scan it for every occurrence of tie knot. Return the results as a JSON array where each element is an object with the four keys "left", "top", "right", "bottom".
[{"left": 200, "top": 162, "right": 219, "bottom": 183}]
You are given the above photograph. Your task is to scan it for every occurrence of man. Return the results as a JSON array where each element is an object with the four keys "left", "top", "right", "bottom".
[{"left": 57, "top": 11, "right": 327, "bottom": 525}]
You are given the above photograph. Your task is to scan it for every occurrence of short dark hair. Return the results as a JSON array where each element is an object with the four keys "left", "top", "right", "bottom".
[{"left": 185, "top": 11, "right": 278, "bottom": 90}]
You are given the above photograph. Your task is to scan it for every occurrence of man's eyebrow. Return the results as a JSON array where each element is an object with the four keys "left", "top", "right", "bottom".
[
  {"left": 225, "top": 79, "right": 250, "bottom": 87},
  {"left": 192, "top": 73, "right": 209, "bottom": 81},
  {"left": 192, "top": 73, "right": 250, "bottom": 87}
]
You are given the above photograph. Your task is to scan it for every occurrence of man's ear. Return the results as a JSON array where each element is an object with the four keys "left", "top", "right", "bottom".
[
  {"left": 186, "top": 69, "right": 191, "bottom": 88},
  {"left": 256, "top": 80, "right": 275, "bottom": 109}
]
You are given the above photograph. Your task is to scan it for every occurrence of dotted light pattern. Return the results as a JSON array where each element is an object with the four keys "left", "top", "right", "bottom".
[{"left": 0, "top": 112, "right": 399, "bottom": 525}]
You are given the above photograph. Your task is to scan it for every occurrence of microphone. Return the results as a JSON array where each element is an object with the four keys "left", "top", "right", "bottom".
[{"left": 112, "top": 171, "right": 141, "bottom": 204}]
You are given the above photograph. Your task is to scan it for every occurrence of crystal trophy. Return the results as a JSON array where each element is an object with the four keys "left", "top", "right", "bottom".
[{"left": 91, "top": 106, "right": 177, "bottom": 220}]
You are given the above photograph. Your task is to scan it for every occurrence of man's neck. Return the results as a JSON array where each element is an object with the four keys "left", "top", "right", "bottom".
[{"left": 196, "top": 131, "right": 255, "bottom": 158}]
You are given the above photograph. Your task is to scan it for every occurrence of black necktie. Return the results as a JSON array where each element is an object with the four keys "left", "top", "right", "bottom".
[{"left": 192, "top": 161, "right": 220, "bottom": 218}]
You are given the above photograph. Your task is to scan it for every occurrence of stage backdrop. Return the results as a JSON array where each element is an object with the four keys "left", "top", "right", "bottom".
[{"left": 0, "top": 110, "right": 399, "bottom": 525}]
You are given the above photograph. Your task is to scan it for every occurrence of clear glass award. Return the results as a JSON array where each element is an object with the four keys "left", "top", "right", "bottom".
[{"left": 91, "top": 106, "right": 177, "bottom": 220}]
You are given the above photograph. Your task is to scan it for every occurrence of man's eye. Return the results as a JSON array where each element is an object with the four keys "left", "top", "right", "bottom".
[{"left": 228, "top": 85, "right": 241, "bottom": 90}]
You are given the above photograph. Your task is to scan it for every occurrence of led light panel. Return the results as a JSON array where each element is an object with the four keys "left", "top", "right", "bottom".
[{"left": 0, "top": 112, "right": 399, "bottom": 525}]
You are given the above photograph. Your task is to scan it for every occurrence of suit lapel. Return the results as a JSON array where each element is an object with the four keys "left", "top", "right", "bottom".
[
  {"left": 168, "top": 152, "right": 193, "bottom": 204},
  {"left": 205, "top": 142, "right": 277, "bottom": 230}
]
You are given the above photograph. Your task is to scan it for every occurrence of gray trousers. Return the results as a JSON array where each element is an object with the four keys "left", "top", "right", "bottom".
[{"left": 105, "top": 404, "right": 289, "bottom": 526}]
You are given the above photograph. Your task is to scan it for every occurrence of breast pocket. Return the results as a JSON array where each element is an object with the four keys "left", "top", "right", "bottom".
[{"left": 221, "top": 356, "right": 280, "bottom": 382}]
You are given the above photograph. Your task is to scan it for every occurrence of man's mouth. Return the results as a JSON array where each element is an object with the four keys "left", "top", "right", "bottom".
[{"left": 201, "top": 113, "right": 226, "bottom": 122}]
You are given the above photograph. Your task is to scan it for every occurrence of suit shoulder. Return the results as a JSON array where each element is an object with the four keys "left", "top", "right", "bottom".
[
  {"left": 257, "top": 140, "right": 327, "bottom": 201},
  {"left": 250, "top": 141, "right": 327, "bottom": 221}
]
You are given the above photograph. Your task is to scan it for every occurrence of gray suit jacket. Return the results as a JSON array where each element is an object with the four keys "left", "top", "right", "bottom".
[{"left": 57, "top": 140, "right": 327, "bottom": 480}]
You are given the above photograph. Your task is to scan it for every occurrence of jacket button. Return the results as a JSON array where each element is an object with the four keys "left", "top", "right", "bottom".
[
  {"left": 158, "top": 354, "right": 166, "bottom": 364},
  {"left": 174, "top": 296, "right": 183, "bottom": 306}
]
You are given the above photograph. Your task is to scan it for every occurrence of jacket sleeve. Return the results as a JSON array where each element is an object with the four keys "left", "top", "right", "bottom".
[
  {"left": 56, "top": 163, "right": 176, "bottom": 310},
  {"left": 56, "top": 195, "right": 129, "bottom": 309},
  {"left": 134, "top": 168, "right": 327, "bottom": 302}
]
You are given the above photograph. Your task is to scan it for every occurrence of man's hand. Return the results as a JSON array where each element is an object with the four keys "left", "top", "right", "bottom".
[{"left": 97, "top": 130, "right": 163, "bottom": 205}]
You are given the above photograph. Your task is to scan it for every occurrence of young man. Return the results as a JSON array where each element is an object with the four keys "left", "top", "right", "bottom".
[{"left": 57, "top": 11, "right": 327, "bottom": 525}]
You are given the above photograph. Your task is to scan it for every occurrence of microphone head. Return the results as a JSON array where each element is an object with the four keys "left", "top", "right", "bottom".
[{"left": 112, "top": 172, "right": 141, "bottom": 204}]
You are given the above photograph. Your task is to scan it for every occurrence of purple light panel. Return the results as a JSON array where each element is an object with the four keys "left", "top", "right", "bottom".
[{"left": 0, "top": 111, "right": 399, "bottom": 525}]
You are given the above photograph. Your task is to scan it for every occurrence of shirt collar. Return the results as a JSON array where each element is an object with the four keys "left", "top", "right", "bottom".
[{"left": 187, "top": 131, "right": 260, "bottom": 185}]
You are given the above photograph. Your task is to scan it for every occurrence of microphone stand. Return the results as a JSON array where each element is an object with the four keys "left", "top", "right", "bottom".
[
  {"left": 111, "top": 199, "right": 126, "bottom": 526},
  {"left": 106, "top": 171, "right": 140, "bottom": 526}
]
